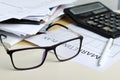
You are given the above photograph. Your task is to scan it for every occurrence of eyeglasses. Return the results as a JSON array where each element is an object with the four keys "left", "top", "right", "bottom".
[{"left": 0, "top": 23, "right": 83, "bottom": 70}]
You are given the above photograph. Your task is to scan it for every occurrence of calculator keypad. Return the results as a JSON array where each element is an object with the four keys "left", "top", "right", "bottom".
[{"left": 85, "top": 12, "right": 120, "bottom": 38}]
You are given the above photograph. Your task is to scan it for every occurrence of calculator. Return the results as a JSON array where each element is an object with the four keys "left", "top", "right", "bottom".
[{"left": 64, "top": 2, "right": 120, "bottom": 38}]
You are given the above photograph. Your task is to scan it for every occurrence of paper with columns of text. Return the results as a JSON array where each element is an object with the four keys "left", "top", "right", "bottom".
[{"left": 25, "top": 26, "right": 120, "bottom": 71}]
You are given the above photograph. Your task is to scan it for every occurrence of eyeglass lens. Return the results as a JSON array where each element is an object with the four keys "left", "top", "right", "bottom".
[{"left": 12, "top": 38, "right": 81, "bottom": 69}]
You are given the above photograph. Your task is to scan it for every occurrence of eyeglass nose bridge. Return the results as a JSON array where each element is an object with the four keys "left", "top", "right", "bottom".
[
  {"left": 42, "top": 47, "right": 55, "bottom": 59},
  {"left": 44, "top": 46, "right": 61, "bottom": 62}
]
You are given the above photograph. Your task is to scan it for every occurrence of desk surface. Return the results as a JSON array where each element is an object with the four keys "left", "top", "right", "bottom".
[{"left": 0, "top": 16, "right": 120, "bottom": 80}]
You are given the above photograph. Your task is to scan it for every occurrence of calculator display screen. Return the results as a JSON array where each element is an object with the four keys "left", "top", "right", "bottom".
[{"left": 70, "top": 3, "right": 104, "bottom": 14}]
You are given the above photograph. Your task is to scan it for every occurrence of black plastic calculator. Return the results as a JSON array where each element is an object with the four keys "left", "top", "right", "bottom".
[{"left": 64, "top": 2, "right": 120, "bottom": 38}]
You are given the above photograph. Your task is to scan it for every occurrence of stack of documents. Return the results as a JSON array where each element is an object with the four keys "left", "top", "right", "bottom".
[
  {"left": 0, "top": 0, "right": 77, "bottom": 47},
  {"left": 0, "top": 0, "right": 76, "bottom": 21}
]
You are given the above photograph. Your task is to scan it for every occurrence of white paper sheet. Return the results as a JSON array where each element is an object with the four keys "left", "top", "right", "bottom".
[
  {"left": 68, "top": 24, "right": 120, "bottom": 57},
  {"left": 0, "top": 0, "right": 77, "bottom": 21},
  {"left": 25, "top": 26, "right": 120, "bottom": 71},
  {"left": 0, "top": 23, "right": 46, "bottom": 36},
  {"left": 26, "top": 28, "right": 77, "bottom": 47}
]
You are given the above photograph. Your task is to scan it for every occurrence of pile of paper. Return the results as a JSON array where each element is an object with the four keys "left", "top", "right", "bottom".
[
  {"left": 0, "top": 0, "right": 75, "bottom": 21},
  {"left": 0, "top": 0, "right": 77, "bottom": 47}
]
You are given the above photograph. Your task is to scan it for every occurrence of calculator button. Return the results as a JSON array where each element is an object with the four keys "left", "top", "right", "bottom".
[
  {"left": 95, "top": 16, "right": 99, "bottom": 18},
  {"left": 94, "top": 19, "right": 99, "bottom": 22},
  {"left": 104, "top": 23, "right": 110, "bottom": 26},
  {"left": 116, "top": 27, "right": 120, "bottom": 30},
  {"left": 104, "top": 19, "right": 110, "bottom": 22},
  {"left": 110, "top": 18, "right": 116, "bottom": 21},
  {"left": 86, "top": 21, "right": 96, "bottom": 25},
  {"left": 115, "top": 19, "right": 120, "bottom": 23},
  {"left": 87, "top": 21, "right": 94, "bottom": 24},
  {"left": 115, "top": 23, "right": 120, "bottom": 26},
  {"left": 105, "top": 16, "right": 110, "bottom": 19},
  {"left": 100, "top": 14, "right": 105, "bottom": 17},
  {"left": 116, "top": 16, "right": 120, "bottom": 19},
  {"left": 109, "top": 28, "right": 118, "bottom": 32},
  {"left": 89, "top": 17, "right": 94, "bottom": 20},
  {"left": 99, "top": 17, "right": 104, "bottom": 20},
  {"left": 110, "top": 13, "right": 116, "bottom": 17},
  {"left": 102, "top": 26, "right": 111, "bottom": 31},
  {"left": 97, "top": 24, "right": 103, "bottom": 28},
  {"left": 110, "top": 25, "right": 116, "bottom": 28},
  {"left": 110, "top": 21, "right": 114, "bottom": 24},
  {"left": 99, "top": 21, "right": 104, "bottom": 24}
]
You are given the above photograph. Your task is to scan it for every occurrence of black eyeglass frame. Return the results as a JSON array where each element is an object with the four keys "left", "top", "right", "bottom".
[{"left": 0, "top": 23, "right": 83, "bottom": 70}]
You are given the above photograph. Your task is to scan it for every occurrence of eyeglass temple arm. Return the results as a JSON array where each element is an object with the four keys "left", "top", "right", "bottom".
[
  {"left": 0, "top": 34, "right": 9, "bottom": 51},
  {"left": 46, "top": 23, "right": 68, "bottom": 31},
  {"left": 67, "top": 28, "right": 81, "bottom": 36},
  {"left": 46, "top": 23, "right": 81, "bottom": 36}
]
